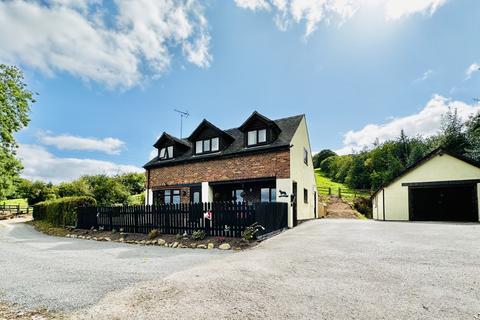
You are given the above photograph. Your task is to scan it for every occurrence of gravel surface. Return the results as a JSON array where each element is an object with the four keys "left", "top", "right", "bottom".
[
  {"left": 0, "top": 219, "right": 226, "bottom": 312},
  {"left": 2, "top": 218, "right": 480, "bottom": 319}
]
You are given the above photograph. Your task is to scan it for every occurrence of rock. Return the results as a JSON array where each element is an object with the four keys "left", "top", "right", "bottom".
[
  {"left": 207, "top": 243, "right": 215, "bottom": 249},
  {"left": 178, "top": 244, "right": 188, "bottom": 248},
  {"left": 66, "top": 234, "right": 71, "bottom": 238},
  {"left": 97, "top": 237, "right": 105, "bottom": 241},
  {"left": 219, "top": 243, "right": 231, "bottom": 250},
  {"left": 119, "top": 238, "right": 124, "bottom": 242},
  {"left": 140, "top": 240, "right": 146, "bottom": 245},
  {"left": 164, "top": 243, "right": 169, "bottom": 247},
  {"left": 172, "top": 242, "right": 179, "bottom": 248},
  {"left": 105, "top": 237, "right": 111, "bottom": 242},
  {"left": 190, "top": 243, "right": 197, "bottom": 248},
  {"left": 196, "top": 244, "right": 207, "bottom": 249},
  {"left": 157, "top": 239, "right": 166, "bottom": 245}
]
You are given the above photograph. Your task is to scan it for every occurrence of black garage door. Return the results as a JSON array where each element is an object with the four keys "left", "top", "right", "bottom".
[{"left": 409, "top": 184, "right": 478, "bottom": 222}]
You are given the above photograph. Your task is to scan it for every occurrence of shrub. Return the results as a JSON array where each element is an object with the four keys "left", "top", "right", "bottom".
[
  {"left": 148, "top": 229, "right": 160, "bottom": 240},
  {"left": 33, "top": 196, "right": 97, "bottom": 227},
  {"left": 353, "top": 197, "right": 372, "bottom": 219},
  {"left": 191, "top": 230, "right": 206, "bottom": 240},
  {"left": 241, "top": 223, "right": 264, "bottom": 241}
]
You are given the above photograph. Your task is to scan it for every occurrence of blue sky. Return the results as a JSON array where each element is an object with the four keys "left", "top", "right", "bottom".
[{"left": 1, "top": 0, "right": 479, "bottom": 182}]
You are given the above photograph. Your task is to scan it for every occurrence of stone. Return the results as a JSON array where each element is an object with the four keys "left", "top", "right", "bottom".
[
  {"left": 178, "top": 244, "right": 188, "bottom": 248},
  {"left": 105, "top": 237, "right": 111, "bottom": 242},
  {"left": 119, "top": 238, "right": 125, "bottom": 242},
  {"left": 164, "top": 243, "right": 169, "bottom": 247},
  {"left": 157, "top": 239, "right": 166, "bottom": 245},
  {"left": 190, "top": 243, "right": 197, "bottom": 248},
  {"left": 172, "top": 242, "right": 179, "bottom": 248},
  {"left": 219, "top": 243, "right": 231, "bottom": 250},
  {"left": 207, "top": 243, "right": 215, "bottom": 249},
  {"left": 140, "top": 240, "right": 146, "bottom": 245},
  {"left": 92, "top": 237, "right": 98, "bottom": 241},
  {"left": 196, "top": 244, "right": 207, "bottom": 249}
]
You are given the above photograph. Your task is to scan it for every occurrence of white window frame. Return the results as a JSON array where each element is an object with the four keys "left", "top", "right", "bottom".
[
  {"left": 211, "top": 137, "right": 219, "bottom": 151},
  {"left": 196, "top": 137, "right": 220, "bottom": 154}
]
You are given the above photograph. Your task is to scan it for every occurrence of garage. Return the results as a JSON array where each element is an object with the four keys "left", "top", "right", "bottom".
[
  {"left": 408, "top": 182, "right": 478, "bottom": 222},
  {"left": 372, "top": 148, "right": 480, "bottom": 222}
]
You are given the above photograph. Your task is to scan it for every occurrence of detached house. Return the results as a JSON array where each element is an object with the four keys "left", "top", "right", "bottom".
[{"left": 144, "top": 111, "right": 317, "bottom": 227}]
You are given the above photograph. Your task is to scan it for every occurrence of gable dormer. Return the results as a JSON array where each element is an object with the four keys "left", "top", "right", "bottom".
[
  {"left": 187, "top": 119, "right": 234, "bottom": 155},
  {"left": 239, "top": 111, "right": 281, "bottom": 147},
  {"left": 153, "top": 132, "right": 191, "bottom": 160}
]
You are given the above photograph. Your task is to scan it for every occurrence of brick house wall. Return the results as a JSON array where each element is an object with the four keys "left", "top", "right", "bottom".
[{"left": 147, "top": 149, "right": 290, "bottom": 188}]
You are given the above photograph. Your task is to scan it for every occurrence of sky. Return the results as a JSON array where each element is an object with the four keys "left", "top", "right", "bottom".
[{"left": 1, "top": 0, "right": 479, "bottom": 183}]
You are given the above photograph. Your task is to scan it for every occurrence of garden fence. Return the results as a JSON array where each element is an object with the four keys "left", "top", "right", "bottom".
[{"left": 77, "top": 202, "right": 288, "bottom": 238}]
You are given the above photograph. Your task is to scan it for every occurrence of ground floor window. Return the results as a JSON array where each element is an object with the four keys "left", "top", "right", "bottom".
[
  {"left": 261, "top": 188, "right": 276, "bottom": 203},
  {"left": 304, "top": 188, "right": 308, "bottom": 204},
  {"left": 153, "top": 189, "right": 181, "bottom": 205}
]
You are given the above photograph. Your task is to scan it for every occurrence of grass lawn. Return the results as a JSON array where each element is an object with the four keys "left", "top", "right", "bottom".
[
  {"left": 0, "top": 198, "right": 28, "bottom": 207},
  {"left": 315, "top": 169, "right": 349, "bottom": 190}
]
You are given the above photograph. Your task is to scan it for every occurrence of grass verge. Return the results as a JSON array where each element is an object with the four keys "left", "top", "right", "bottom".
[
  {"left": 27, "top": 220, "right": 69, "bottom": 237},
  {"left": 0, "top": 198, "right": 28, "bottom": 206}
]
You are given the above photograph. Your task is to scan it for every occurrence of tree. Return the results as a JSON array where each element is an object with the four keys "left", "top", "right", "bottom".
[
  {"left": 437, "top": 108, "right": 469, "bottom": 155},
  {"left": 82, "top": 175, "right": 130, "bottom": 205},
  {"left": 20, "top": 180, "right": 57, "bottom": 205},
  {"left": 465, "top": 111, "right": 480, "bottom": 160},
  {"left": 0, "top": 65, "right": 35, "bottom": 199},
  {"left": 57, "top": 179, "right": 92, "bottom": 198},
  {"left": 115, "top": 173, "right": 146, "bottom": 195},
  {"left": 313, "top": 149, "right": 337, "bottom": 168}
]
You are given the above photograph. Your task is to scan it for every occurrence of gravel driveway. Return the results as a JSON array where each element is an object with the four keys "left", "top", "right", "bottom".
[{"left": 1, "top": 218, "right": 480, "bottom": 319}]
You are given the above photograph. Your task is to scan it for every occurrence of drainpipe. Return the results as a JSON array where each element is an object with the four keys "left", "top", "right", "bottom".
[
  {"left": 382, "top": 189, "right": 386, "bottom": 221},
  {"left": 146, "top": 169, "right": 151, "bottom": 205}
]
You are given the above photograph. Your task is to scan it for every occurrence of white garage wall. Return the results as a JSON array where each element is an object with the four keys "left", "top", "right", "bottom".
[{"left": 380, "top": 153, "right": 480, "bottom": 221}]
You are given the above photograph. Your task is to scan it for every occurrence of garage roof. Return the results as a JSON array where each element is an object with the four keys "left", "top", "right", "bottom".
[{"left": 371, "top": 148, "right": 480, "bottom": 198}]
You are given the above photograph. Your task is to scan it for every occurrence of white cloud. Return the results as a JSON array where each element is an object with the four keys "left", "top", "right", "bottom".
[
  {"left": 413, "top": 69, "right": 434, "bottom": 83},
  {"left": 38, "top": 132, "right": 125, "bottom": 155},
  {"left": 235, "top": 0, "right": 448, "bottom": 36},
  {"left": 336, "top": 95, "right": 480, "bottom": 155},
  {"left": 465, "top": 63, "right": 480, "bottom": 80},
  {"left": 0, "top": 0, "right": 211, "bottom": 89},
  {"left": 17, "top": 144, "right": 142, "bottom": 183}
]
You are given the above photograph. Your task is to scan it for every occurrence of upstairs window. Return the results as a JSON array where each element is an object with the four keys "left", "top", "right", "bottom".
[
  {"left": 159, "top": 146, "right": 173, "bottom": 160},
  {"left": 195, "top": 137, "right": 220, "bottom": 154},
  {"left": 303, "top": 148, "right": 308, "bottom": 165},
  {"left": 247, "top": 129, "right": 267, "bottom": 146}
]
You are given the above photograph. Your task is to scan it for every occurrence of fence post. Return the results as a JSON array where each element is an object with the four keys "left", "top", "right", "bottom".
[
  {"left": 338, "top": 188, "right": 342, "bottom": 198},
  {"left": 328, "top": 187, "right": 331, "bottom": 195}
]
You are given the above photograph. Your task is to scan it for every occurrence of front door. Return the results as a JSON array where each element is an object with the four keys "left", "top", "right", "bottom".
[
  {"left": 190, "top": 186, "right": 202, "bottom": 203},
  {"left": 292, "top": 182, "right": 298, "bottom": 226}
]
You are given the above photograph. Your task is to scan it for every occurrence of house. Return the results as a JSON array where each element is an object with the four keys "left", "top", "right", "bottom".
[
  {"left": 372, "top": 148, "right": 480, "bottom": 222},
  {"left": 143, "top": 111, "right": 318, "bottom": 227}
]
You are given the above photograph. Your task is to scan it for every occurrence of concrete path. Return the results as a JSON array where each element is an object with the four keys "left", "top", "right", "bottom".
[{"left": 1, "top": 218, "right": 480, "bottom": 319}]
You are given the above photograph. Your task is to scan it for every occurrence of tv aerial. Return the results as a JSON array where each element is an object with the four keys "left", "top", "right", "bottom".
[{"left": 174, "top": 109, "right": 189, "bottom": 138}]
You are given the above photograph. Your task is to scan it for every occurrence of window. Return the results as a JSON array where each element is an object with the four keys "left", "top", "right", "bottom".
[
  {"left": 304, "top": 188, "right": 308, "bottom": 204},
  {"left": 261, "top": 188, "right": 276, "bottom": 203},
  {"left": 196, "top": 137, "right": 220, "bottom": 154},
  {"left": 152, "top": 189, "right": 180, "bottom": 205},
  {"left": 159, "top": 146, "right": 173, "bottom": 160},
  {"left": 211, "top": 137, "right": 219, "bottom": 151},
  {"left": 303, "top": 148, "right": 308, "bottom": 165},
  {"left": 247, "top": 129, "right": 268, "bottom": 146},
  {"left": 232, "top": 189, "right": 244, "bottom": 203}
]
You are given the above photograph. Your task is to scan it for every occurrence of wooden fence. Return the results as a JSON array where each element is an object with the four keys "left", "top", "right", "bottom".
[
  {"left": 77, "top": 202, "right": 288, "bottom": 238},
  {"left": 317, "top": 187, "right": 370, "bottom": 200},
  {"left": 0, "top": 204, "right": 33, "bottom": 216}
]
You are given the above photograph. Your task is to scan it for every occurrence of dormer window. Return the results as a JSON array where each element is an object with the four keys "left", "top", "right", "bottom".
[
  {"left": 195, "top": 137, "right": 220, "bottom": 154},
  {"left": 159, "top": 146, "right": 173, "bottom": 160},
  {"left": 247, "top": 129, "right": 267, "bottom": 146}
]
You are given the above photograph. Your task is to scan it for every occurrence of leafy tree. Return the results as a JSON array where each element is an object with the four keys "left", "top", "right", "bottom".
[
  {"left": 57, "top": 179, "right": 92, "bottom": 198},
  {"left": 115, "top": 173, "right": 145, "bottom": 195},
  {"left": 466, "top": 111, "right": 480, "bottom": 160},
  {"left": 0, "top": 65, "right": 35, "bottom": 199},
  {"left": 313, "top": 149, "right": 337, "bottom": 168},
  {"left": 82, "top": 174, "right": 130, "bottom": 205},
  {"left": 22, "top": 181, "right": 57, "bottom": 205},
  {"left": 436, "top": 108, "right": 469, "bottom": 155},
  {"left": 345, "top": 153, "right": 370, "bottom": 189}
]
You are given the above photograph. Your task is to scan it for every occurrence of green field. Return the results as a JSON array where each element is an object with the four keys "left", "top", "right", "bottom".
[
  {"left": 315, "top": 169, "right": 370, "bottom": 199},
  {"left": 0, "top": 198, "right": 29, "bottom": 207}
]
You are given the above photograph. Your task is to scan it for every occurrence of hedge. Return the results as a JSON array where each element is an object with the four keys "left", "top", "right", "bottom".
[{"left": 33, "top": 196, "right": 97, "bottom": 226}]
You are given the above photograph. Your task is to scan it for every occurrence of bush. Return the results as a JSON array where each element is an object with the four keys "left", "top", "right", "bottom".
[
  {"left": 148, "top": 229, "right": 160, "bottom": 240},
  {"left": 241, "top": 223, "right": 264, "bottom": 241},
  {"left": 191, "top": 230, "right": 206, "bottom": 240},
  {"left": 353, "top": 197, "right": 372, "bottom": 219},
  {"left": 33, "top": 196, "right": 97, "bottom": 226}
]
